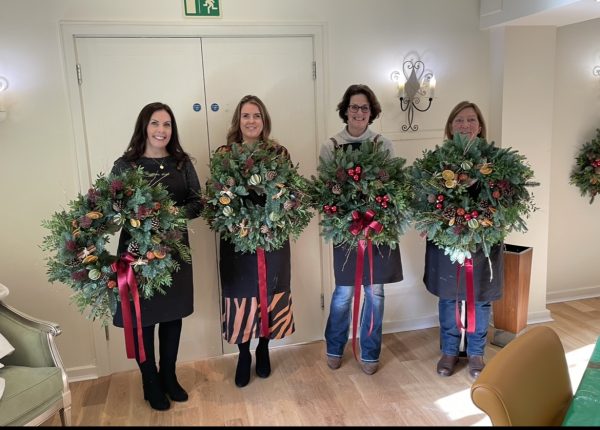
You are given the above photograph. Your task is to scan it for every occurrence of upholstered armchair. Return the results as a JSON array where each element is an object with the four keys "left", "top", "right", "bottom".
[{"left": 0, "top": 292, "right": 72, "bottom": 426}]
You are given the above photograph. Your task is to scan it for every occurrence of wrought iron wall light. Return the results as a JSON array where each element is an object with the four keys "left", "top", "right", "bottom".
[
  {"left": 593, "top": 65, "right": 600, "bottom": 77},
  {"left": 390, "top": 60, "right": 435, "bottom": 131}
]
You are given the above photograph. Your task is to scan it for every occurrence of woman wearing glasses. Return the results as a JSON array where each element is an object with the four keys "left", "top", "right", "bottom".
[{"left": 320, "top": 84, "right": 403, "bottom": 375}]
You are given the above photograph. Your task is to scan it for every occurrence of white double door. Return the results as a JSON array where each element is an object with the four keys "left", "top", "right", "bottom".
[{"left": 74, "top": 35, "right": 323, "bottom": 374}]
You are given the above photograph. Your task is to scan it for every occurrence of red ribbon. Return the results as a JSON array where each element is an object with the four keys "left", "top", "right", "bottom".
[
  {"left": 455, "top": 258, "right": 476, "bottom": 334},
  {"left": 348, "top": 209, "right": 383, "bottom": 360},
  {"left": 256, "top": 248, "right": 270, "bottom": 338},
  {"left": 115, "top": 252, "right": 146, "bottom": 363}
]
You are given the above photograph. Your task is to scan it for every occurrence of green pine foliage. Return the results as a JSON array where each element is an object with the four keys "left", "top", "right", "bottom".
[
  {"left": 41, "top": 167, "right": 191, "bottom": 326},
  {"left": 410, "top": 134, "right": 538, "bottom": 264},
  {"left": 203, "top": 140, "right": 314, "bottom": 253},
  {"left": 570, "top": 128, "right": 600, "bottom": 204},
  {"left": 310, "top": 139, "right": 413, "bottom": 248}
]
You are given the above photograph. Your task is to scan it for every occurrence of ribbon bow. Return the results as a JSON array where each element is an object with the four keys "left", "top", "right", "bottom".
[
  {"left": 347, "top": 209, "right": 383, "bottom": 361},
  {"left": 114, "top": 252, "right": 146, "bottom": 363},
  {"left": 349, "top": 209, "right": 384, "bottom": 238}
]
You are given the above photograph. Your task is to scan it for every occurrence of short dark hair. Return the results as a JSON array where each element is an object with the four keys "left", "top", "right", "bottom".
[
  {"left": 444, "top": 101, "right": 487, "bottom": 140},
  {"left": 336, "top": 84, "right": 382, "bottom": 125}
]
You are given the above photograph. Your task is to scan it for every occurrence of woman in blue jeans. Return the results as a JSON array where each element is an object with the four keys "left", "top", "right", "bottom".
[
  {"left": 423, "top": 101, "right": 504, "bottom": 380},
  {"left": 321, "top": 84, "right": 403, "bottom": 375}
]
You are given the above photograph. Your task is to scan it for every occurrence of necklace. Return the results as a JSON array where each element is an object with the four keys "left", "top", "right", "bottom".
[{"left": 148, "top": 157, "right": 165, "bottom": 170}]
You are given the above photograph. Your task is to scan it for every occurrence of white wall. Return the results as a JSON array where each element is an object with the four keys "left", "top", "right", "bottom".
[
  {"left": 7, "top": 0, "right": 593, "bottom": 378},
  {"left": 547, "top": 18, "right": 600, "bottom": 302}
]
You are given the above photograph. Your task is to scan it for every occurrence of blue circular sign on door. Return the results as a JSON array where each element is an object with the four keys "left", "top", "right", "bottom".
[
  {"left": 193, "top": 103, "right": 201, "bottom": 112},
  {"left": 211, "top": 103, "right": 219, "bottom": 112}
]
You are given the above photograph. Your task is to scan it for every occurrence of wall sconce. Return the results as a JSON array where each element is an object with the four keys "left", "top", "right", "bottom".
[
  {"left": 0, "top": 76, "right": 8, "bottom": 122},
  {"left": 593, "top": 66, "right": 600, "bottom": 77},
  {"left": 390, "top": 60, "right": 435, "bottom": 131}
]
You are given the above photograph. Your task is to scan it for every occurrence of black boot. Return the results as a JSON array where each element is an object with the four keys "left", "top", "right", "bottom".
[
  {"left": 255, "top": 336, "right": 271, "bottom": 378},
  {"left": 158, "top": 319, "right": 188, "bottom": 402},
  {"left": 235, "top": 341, "right": 252, "bottom": 388},
  {"left": 136, "top": 325, "right": 170, "bottom": 411}
]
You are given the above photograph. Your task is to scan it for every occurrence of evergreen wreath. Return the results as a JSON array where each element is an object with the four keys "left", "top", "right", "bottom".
[
  {"left": 41, "top": 167, "right": 191, "bottom": 326},
  {"left": 310, "top": 139, "right": 413, "bottom": 248},
  {"left": 203, "top": 140, "right": 314, "bottom": 253},
  {"left": 569, "top": 128, "right": 600, "bottom": 204},
  {"left": 410, "top": 133, "right": 538, "bottom": 264}
]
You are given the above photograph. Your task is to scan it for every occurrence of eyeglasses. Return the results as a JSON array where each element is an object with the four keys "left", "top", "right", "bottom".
[{"left": 348, "top": 104, "right": 370, "bottom": 113}]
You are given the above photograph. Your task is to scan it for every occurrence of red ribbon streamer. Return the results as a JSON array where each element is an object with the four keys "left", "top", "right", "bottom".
[
  {"left": 115, "top": 252, "right": 146, "bottom": 363},
  {"left": 256, "top": 248, "right": 269, "bottom": 338},
  {"left": 348, "top": 209, "right": 383, "bottom": 360},
  {"left": 455, "top": 258, "right": 476, "bottom": 334}
]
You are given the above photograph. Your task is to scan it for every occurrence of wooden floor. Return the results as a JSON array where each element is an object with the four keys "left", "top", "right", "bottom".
[{"left": 45, "top": 297, "right": 600, "bottom": 426}]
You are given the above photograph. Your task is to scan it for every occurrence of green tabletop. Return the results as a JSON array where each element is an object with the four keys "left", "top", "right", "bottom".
[{"left": 562, "top": 336, "right": 600, "bottom": 426}]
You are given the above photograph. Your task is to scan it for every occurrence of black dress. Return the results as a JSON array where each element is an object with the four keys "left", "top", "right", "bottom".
[
  {"left": 423, "top": 240, "right": 504, "bottom": 302},
  {"left": 111, "top": 156, "right": 202, "bottom": 327},
  {"left": 215, "top": 142, "right": 295, "bottom": 344},
  {"left": 333, "top": 244, "right": 403, "bottom": 285}
]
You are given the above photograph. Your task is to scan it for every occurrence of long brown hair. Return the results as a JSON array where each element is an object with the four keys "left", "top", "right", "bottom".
[
  {"left": 121, "top": 102, "right": 191, "bottom": 166},
  {"left": 444, "top": 101, "right": 487, "bottom": 140},
  {"left": 226, "top": 95, "right": 272, "bottom": 144}
]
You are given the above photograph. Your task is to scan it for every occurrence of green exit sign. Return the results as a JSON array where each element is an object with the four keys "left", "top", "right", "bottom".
[{"left": 184, "top": 0, "right": 221, "bottom": 17}]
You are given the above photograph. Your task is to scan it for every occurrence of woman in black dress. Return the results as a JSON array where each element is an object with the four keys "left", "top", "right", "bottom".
[
  {"left": 216, "top": 95, "right": 295, "bottom": 388},
  {"left": 111, "top": 102, "right": 202, "bottom": 410}
]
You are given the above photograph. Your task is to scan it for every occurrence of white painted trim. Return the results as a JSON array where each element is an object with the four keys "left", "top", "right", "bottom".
[{"left": 546, "top": 285, "right": 600, "bottom": 304}]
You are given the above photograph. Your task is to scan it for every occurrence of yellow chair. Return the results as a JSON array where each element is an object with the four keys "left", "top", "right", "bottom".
[{"left": 471, "top": 325, "right": 573, "bottom": 426}]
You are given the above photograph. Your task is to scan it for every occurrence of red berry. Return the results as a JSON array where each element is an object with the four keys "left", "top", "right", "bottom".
[
  {"left": 355, "top": 166, "right": 362, "bottom": 174},
  {"left": 331, "top": 206, "right": 337, "bottom": 213},
  {"left": 383, "top": 195, "right": 390, "bottom": 202},
  {"left": 323, "top": 205, "right": 330, "bottom": 212},
  {"left": 435, "top": 203, "right": 443, "bottom": 209},
  {"left": 437, "top": 195, "right": 445, "bottom": 202},
  {"left": 348, "top": 169, "right": 355, "bottom": 176},
  {"left": 376, "top": 196, "right": 383, "bottom": 203},
  {"left": 471, "top": 210, "right": 479, "bottom": 218},
  {"left": 464, "top": 214, "right": 472, "bottom": 221},
  {"left": 353, "top": 175, "right": 360, "bottom": 181},
  {"left": 382, "top": 202, "right": 388, "bottom": 208}
]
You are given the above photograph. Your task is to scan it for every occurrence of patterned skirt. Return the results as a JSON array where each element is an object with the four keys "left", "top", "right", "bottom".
[{"left": 219, "top": 238, "right": 295, "bottom": 344}]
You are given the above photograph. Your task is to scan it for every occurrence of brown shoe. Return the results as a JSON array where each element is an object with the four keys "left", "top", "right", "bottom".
[
  {"left": 326, "top": 355, "right": 342, "bottom": 370},
  {"left": 436, "top": 354, "right": 459, "bottom": 377},
  {"left": 359, "top": 360, "right": 379, "bottom": 375},
  {"left": 468, "top": 355, "right": 485, "bottom": 379}
]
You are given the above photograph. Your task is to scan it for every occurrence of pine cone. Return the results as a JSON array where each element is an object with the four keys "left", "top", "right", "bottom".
[
  {"left": 283, "top": 200, "right": 294, "bottom": 211},
  {"left": 331, "top": 184, "right": 342, "bottom": 195},
  {"left": 336, "top": 168, "right": 348, "bottom": 182},
  {"left": 265, "top": 170, "right": 278, "bottom": 181},
  {"left": 442, "top": 207, "right": 456, "bottom": 220},
  {"left": 378, "top": 170, "right": 390, "bottom": 182},
  {"left": 260, "top": 225, "right": 270, "bottom": 234},
  {"left": 455, "top": 216, "right": 466, "bottom": 225},
  {"left": 112, "top": 200, "right": 123, "bottom": 212},
  {"left": 151, "top": 217, "right": 161, "bottom": 231},
  {"left": 127, "top": 241, "right": 140, "bottom": 255},
  {"left": 226, "top": 177, "right": 236, "bottom": 187}
]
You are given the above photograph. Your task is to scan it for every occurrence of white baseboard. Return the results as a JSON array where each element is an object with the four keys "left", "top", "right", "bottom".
[
  {"left": 383, "top": 314, "right": 439, "bottom": 334},
  {"left": 66, "top": 364, "right": 99, "bottom": 383},
  {"left": 546, "top": 285, "right": 600, "bottom": 304}
]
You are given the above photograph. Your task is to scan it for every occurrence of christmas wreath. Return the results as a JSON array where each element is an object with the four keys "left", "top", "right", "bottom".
[
  {"left": 203, "top": 140, "right": 314, "bottom": 253},
  {"left": 41, "top": 167, "right": 191, "bottom": 326},
  {"left": 410, "top": 133, "right": 538, "bottom": 264},
  {"left": 569, "top": 128, "right": 600, "bottom": 204},
  {"left": 310, "top": 139, "right": 413, "bottom": 248}
]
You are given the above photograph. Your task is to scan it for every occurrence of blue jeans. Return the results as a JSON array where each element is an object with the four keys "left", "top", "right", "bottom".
[
  {"left": 438, "top": 299, "right": 491, "bottom": 357},
  {"left": 325, "top": 284, "right": 384, "bottom": 362}
]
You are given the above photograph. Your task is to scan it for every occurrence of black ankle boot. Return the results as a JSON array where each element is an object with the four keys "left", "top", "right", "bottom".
[
  {"left": 159, "top": 366, "right": 188, "bottom": 402},
  {"left": 255, "top": 337, "right": 271, "bottom": 378},
  {"left": 235, "top": 341, "right": 252, "bottom": 387},
  {"left": 141, "top": 362, "right": 170, "bottom": 411}
]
